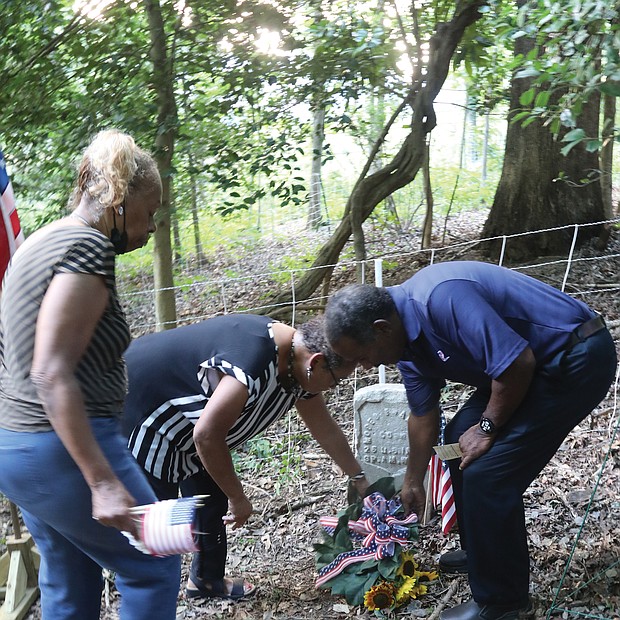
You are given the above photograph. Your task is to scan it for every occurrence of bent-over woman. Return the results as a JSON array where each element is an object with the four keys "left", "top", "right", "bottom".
[{"left": 123, "top": 314, "right": 368, "bottom": 601}]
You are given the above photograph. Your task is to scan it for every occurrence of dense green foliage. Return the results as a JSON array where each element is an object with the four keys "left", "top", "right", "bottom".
[{"left": 1, "top": 0, "right": 616, "bottom": 269}]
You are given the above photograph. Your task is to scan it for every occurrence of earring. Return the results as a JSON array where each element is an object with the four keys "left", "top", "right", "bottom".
[
  {"left": 306, "top": 367, "right": 312, "bottom": 380},
  {"left": 118, "top": 206, "right": 124, "bottom": 216}
]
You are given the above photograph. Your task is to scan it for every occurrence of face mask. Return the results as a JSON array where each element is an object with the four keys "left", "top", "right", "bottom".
[{"left": 110, "top": 204, "right": 128, "bottom": 254}]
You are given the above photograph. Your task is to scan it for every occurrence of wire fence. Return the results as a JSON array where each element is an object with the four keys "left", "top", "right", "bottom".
[
  {"left": 117, "top": 217, "right": 620, "bottom": 335},
  {"left": 116, "top": 215, "right": 620, "bottom": 428}
]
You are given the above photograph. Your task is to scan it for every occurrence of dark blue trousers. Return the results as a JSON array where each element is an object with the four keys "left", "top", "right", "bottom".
[
  {"left": 445, "top": 329, "right": 617, "bottom": 607},
  {"left": 146, "top": 469, "right": 229, "bottom": 584}
]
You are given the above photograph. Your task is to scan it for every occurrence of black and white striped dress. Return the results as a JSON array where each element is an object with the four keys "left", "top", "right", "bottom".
[{"left": 123, "top": 315, "right": 314, "bottom": 483}]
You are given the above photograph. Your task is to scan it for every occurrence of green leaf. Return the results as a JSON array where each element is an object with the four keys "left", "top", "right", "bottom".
[
  {"left": 334, "top": 527, "right": 354, "bottom": 552},
  {"left": 366, "top": 476, "right": 397, "bottom": 499},
  {"left": 534, "top": 91, "right": 551, "bottom": 107},
  {"left": 600, "top": 81, "right": 620, "bottom": 96},
  {"left": 347, "top": 571, "right": 379, "bottom": 606},
  {"left": 377, "top": 555, "right": 400, "bottom": 581},
  {"left": 325, "top": 567, "right": 372, "bottom": 605},
  {"left": 515, "top": 67, "right": 541, "bottom": 79},
  {"left": 313, "top": 542, "right": 334, "bottom": 555},
  {"left": 357, "top": 558, "right": 381, "bottom": 573},
  {"left": 511, "top": 110, "right": 532, "bottom": 123},
  {"left": 519, "top": 88, "right": 536, "bottom": 105},
  {"left": 585, "top": 139, "right": 602, "bottom": 152},
  {"left": 560, "top": 141, "right": 580, "bottom": 156},
  {"left": 562, "top": 128, "right": 587, "bottom": 143}
]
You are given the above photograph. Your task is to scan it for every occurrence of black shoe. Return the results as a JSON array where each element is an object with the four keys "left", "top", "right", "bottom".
[
  {"left": 439, "top": 549, "right": 468, "bottom": 574},
  {"left": 440, "top": 598, "right": 533, "bottom": 620}
]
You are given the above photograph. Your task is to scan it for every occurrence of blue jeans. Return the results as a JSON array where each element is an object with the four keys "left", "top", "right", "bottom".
[
  {"left": 445, "top": 328, "right": 617, "bottom": 607},
  {"left": 0, "top": 418, "right": 180, "bottom": 620}
]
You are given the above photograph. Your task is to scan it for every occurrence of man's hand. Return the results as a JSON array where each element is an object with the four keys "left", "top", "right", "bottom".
[
  {"left": 458, "top": 424, "right": 496, "bottom": 470},
  {"left": 223, "top": 495, "right": 253, "bottom": 529},
  {"left": 400, "top": 483, "right": 426, "bottom": 520}
]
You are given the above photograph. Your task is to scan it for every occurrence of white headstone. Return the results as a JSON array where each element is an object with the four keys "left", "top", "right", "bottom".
[{"left": 353, "top": 383, "right": 410, "bottom": 487}]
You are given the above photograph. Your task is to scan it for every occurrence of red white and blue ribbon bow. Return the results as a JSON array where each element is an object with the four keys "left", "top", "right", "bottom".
[{"left": 315, "top": 492, "right": 418, "bottom": 587}]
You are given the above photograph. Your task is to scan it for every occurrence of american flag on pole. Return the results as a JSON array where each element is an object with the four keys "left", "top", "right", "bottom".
[
  {"left": 427, "top": 413, "right": 457, "bottom": 535},
  {"left": 139, "top": 497, "right": 201, "bottom": 557},
  {"left": 0, "top": 149, "right": 24, "bottom": 283}
]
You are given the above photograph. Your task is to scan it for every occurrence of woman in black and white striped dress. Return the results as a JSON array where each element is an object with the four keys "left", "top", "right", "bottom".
[{"left": 123, "top": 314, "right": 369, "bottom": 601}]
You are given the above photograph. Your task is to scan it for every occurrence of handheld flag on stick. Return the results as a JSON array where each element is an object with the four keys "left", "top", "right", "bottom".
[{"left": 124, "top": 496, "right": 207, "bottom": 557}]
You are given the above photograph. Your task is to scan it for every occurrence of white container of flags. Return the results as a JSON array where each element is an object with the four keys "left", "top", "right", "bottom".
[{"left": 123, "top": 495, "right": 206, "bottom": 557}]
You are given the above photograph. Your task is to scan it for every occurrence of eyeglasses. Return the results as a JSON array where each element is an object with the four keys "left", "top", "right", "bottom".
[{"left": 326, "top": 364, "right": 340, "bottom": 388}]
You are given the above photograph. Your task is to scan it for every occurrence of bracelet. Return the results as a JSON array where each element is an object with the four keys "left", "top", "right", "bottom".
[{"left": 348, "top": 471, "right": 366, "bottom": 481}]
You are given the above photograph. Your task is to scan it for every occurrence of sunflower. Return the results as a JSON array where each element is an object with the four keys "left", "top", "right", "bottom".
[
  {"left": 395, "top": 576, "right": 418, "bottom": 605},
  {"left": 363, "top": 582, "right": 397, "bottom": 611},
  {"left": 396, "top": 549, "right": 418, "bottom": 579},
  {"left": 415, "top": 569, "right": 439, "bottom": 583},
  {"left": 409, "top": 581, "right": 428, "bottom": 599}
]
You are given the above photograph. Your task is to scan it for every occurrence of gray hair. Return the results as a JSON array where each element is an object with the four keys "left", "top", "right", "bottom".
[
  {"left": 69, "top": 129, "right": 160, "bottom": 219},
  {"left": 297, "top": 316, "right": 347, "bottom": 369},
  {"left": 324, "top": 284, "right": 396, "bottom": 345}
]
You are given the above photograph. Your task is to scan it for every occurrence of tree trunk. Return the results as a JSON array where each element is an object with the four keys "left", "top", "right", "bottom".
[
  {"left": 307, "top": 104, "right": 325, "bottom": 230},
  {"left": 367, "top": 93, "right": 402, "bottom": 231},
  {"left": 601, "top": 92, "right": 615, "bottom": 220},
  {"left": 144, "top": 0, "right": 177, "bottom": 330},
  {"left": 595, "top": 90, "right": 616, "bottom": 249},
  {"left": 265, "top": 0, "right": 486, "bottom": 317},
  {"left": 421, "top": 140, "right": 433, "bottom": 249},
  {"left": 190, "top": 171, "right": 205, "bottom": 264},
  {"left": 482, "top": 17, "right": 604, "bottom": 261},
  {"left": 170, "top": 180, "right": 182, "bottom": 263}
]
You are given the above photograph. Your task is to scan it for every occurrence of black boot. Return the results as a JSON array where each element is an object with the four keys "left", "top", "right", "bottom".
[{"left": 439, "top": 549, "right": 468, "bottom": 574}]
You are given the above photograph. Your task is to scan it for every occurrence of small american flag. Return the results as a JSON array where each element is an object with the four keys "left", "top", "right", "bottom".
[
  {"left": 140, "top": 497, "right": 201, "bottom": 557},
  {"left": 428, "top": 453, "right": 456, "bottom": 535},
  {"left": 427, "top": 412, "right": 457, "bottom": 535}
]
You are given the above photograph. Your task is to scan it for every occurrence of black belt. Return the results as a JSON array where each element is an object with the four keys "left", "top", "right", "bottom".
[{"left": 567, "top": 315, "right": 607, "bottom": 349}]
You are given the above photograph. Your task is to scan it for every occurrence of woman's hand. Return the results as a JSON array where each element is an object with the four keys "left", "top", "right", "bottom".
[
  {"left": 223, "top": 494, "right": 253, "bottom": 529},
  {"left": 351, "top": 476, "right": 370, "bottom": 498},
  {"left": 90, "top": 478, "right": 139, "bottom": 537}
]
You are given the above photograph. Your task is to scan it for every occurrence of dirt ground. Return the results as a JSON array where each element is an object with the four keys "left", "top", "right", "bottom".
[{"left": 1, "top": 213, "right": 619, "bottom": 619}]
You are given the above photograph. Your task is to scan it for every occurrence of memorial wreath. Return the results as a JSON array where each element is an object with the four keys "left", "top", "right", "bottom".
[{"left": 314, "top": 477, "right": 438, "bottom": 614}]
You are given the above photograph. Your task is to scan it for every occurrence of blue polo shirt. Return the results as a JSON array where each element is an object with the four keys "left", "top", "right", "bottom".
[{"left": 389, "top": 261, "right": 596, "bottom": 415}]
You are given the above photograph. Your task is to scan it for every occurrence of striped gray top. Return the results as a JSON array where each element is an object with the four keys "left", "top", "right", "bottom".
[{"left": 0, "top": 224, "right": 130, "bottom": 431}]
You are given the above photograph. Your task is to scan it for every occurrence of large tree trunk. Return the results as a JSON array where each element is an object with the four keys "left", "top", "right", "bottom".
[
  {"left": 265, "top": 0, "right": 486, "bottom": 317},
  {"left": 145, "top": 0, "right": 178, "bottom": 330},
  {"left": 482, "top": 21, "right": 604, "bottom": 260}
]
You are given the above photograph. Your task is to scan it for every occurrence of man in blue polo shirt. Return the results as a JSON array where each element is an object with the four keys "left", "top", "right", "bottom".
[{"left": 324, "top": 261, "right": 617, "bottom": 620}]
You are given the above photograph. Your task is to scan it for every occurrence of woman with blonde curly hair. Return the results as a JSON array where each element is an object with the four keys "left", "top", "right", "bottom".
[{"left": 0, "top": 129, "right": 180, "bottom": 619}]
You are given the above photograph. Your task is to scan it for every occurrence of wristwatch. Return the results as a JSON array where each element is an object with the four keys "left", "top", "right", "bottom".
[{"left": 479, "top": 417, "right": 497, "bottom": 435}]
